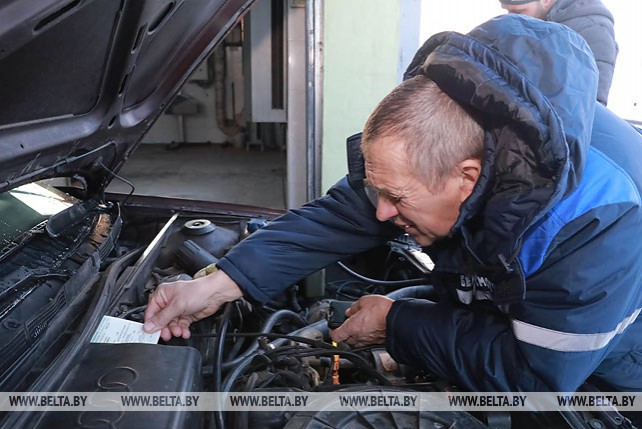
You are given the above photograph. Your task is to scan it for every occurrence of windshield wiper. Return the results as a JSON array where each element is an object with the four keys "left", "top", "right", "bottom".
[{"left": 45, "top": 200, "right": 99, "bottom": 238}]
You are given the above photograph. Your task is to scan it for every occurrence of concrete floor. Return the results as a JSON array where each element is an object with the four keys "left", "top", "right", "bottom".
[{"left": 107, "top": 144, "right": 287, "bottom": 210}]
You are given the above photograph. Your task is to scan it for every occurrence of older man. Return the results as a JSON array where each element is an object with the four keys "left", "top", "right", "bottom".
[
  {"left": 144, "top": 15, "right": 642, "bottom": 393},
  {"left": 499, "top": 0, "right": 618, "bottom": 105}
]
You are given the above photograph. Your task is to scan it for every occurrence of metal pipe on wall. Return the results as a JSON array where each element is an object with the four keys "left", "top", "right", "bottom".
[
  {"left": 286, "top": 0, "right": 307, "bottom": 208},
  {"left": 305, "top": 0, "right": 323, "bottom": 201}
]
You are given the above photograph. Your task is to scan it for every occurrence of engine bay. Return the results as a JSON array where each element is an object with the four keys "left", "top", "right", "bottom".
[{"left": 0, "top": 187, "right": 633, "bottom": 429}]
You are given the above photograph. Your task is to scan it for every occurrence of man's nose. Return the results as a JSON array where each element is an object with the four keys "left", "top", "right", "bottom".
[{"left": 375, "top": 196, "right": 398, "bottom": 222}]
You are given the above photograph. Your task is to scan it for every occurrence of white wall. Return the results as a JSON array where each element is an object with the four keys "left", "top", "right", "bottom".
[
  {"left": 418, "top": 1, "right": 499, "bottom": 41},
  {"left": 601, "top": 0, "right": 642, "bottom": 123}
]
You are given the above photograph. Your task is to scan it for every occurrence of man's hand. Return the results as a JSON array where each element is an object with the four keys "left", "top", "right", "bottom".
[
  {"left": 329, "top": 295, "right": 394, "bottom": 347},
  {"left": 143, "top": 270, "right": 243, "bottom": 341}
]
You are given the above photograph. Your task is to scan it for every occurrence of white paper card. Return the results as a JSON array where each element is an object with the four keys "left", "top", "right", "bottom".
[{"left": 90, "top": 315, "right": 160, "bottom": 344}]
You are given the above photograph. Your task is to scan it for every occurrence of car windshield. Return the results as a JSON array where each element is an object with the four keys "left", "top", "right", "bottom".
[{"left": 0, "top": 181, "right": 76, "bottom": 250}]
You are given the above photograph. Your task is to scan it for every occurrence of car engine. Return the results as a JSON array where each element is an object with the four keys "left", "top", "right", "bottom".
[{"left": 0, "top": 187, "right": 633, "bottom": 429}]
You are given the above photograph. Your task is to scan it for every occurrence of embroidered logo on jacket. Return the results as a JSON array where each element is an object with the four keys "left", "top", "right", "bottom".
[{"left": 457, "top": 275, "right": 494, "bottom": 304}]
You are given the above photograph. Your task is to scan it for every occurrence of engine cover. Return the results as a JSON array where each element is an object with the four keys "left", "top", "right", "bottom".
[{"left": 33, "top": 343, "right": 202, "bottom": 429}]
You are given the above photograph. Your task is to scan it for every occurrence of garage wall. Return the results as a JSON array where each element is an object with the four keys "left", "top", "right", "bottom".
[{"left": 320, "top": 0, "right": 407, "bottom": 192}]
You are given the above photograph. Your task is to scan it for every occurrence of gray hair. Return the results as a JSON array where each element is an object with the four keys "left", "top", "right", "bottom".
[{"left": 361, "top": 75, "right": 484, "bottom": 190}]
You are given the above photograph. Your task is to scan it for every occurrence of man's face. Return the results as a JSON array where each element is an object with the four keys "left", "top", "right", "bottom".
[
  {"left": 364, "top": 137, "right": 477, "bottom": 247},
  {"left": 501, "top": 1, "right": 548, "bottom": 19}
]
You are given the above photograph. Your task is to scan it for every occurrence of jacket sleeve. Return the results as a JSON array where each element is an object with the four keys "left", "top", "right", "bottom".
[
  {"left": 386, "top": 202, "right": 642, "bottom": 392},
  {"left": 561, "top": 16, "right": 618, "bottom": 105},
  {"left": 217, "top": 176, "right": 399, "bottom": 303}
]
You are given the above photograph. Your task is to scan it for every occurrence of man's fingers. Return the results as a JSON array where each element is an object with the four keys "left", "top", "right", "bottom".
[
  {"left": 330, "top": 328, "right": 348, "bottom": 343},
  {"left": 181, "top": 327, "right": 192, "bottom": 340},
  {"left": 142, "top": 295, "right": 163, "bottom": 332},
  {"left": 160, "top": 327, "right": 173, "bottom": 342},
  {"left": 142, "top": 317, "right": 159, "bottom": 333},
  {"left": 143, "top": 272, "right": 243, "bottom": 339},
  {"left": 143, "top": 295, "right": 183, "bottom": 334},
  {"left": 143, "top": 287, "right": 173, "bottom": 332},
  {"left": 329, "top": 295, "right": 393, "bottom": 347},
  {"left": 345, "top": 300, "right": 361, "bottom": 317},
  {"left": 329, "top": 317, "right": 354, "bottom": 342},
  {"left": 168, "top": 321, "right": 182, "bottom": 337}
]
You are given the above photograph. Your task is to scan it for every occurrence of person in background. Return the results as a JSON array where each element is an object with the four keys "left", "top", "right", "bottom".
[{"left": 499, "top": 0, "right": 618, "bottom": 105}]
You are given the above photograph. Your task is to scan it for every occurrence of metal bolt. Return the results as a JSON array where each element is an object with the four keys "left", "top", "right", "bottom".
[{"left": 589, "top": 419, "right": 604, "bottom": 429}]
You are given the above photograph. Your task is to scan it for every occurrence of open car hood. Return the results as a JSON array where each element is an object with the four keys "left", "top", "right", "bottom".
[{"left": 0, "top": 0, "right": 253, "bottom": 195}]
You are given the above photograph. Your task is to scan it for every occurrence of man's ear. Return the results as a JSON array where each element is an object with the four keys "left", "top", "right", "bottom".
[
  {"left": 542, "top": 0, "right": 556, "bottom": 11},
  {"left": 458, "top": 158, "right": 481, "bottom": 202}
]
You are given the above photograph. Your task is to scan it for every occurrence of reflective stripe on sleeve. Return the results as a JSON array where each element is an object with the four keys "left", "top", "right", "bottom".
[{"left": 512, "top": 308, "right": 641, "bottom": 352}]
